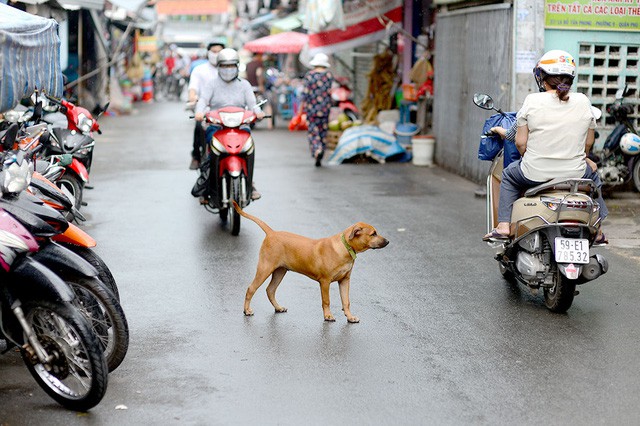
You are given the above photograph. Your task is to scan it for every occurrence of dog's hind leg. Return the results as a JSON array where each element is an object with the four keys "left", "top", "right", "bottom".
[
  {"left": 244, "top": 263, "right": 275, "bottom": 316},
  {"left": 266, "top": 267, "right": 288, "bottom": 313}
]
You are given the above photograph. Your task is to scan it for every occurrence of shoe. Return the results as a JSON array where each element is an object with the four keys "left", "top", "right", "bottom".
[
  {"left": 593, "top": 233, "right": 608, "bottom": 246},
  {"left": 251, "top": 187, "right": 261, "bottom": 201},
  {"left": 482, "top": 229, "right": 510, "bottom": 242},
  {"left": 189, "top": 159, "right": 200, "bottom": 170},
  {"left": 314, "top": 149, "right": 324, "bottom": 167}
]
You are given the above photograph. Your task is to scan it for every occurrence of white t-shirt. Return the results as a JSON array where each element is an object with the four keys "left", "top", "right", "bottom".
[
  {"left": 188, "top": 62, "right": 218, "bottom": 95},
  {"left": 517, "top": 91, "right": 596, "bottom": 182}
]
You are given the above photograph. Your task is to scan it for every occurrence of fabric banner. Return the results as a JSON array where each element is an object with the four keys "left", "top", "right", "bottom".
[
  {"left": 0, "top": 4, "right": 63, "bottom": 112},
  {"left": 307, "top": 0, "right": 403, "bottom": 55}
]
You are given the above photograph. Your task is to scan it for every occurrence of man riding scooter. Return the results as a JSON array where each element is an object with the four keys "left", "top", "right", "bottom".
[{"left": 193, "top": 48, "right": 265, "bottom": 206}]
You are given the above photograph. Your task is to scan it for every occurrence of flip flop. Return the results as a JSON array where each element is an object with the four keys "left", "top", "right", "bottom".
[
  {"left": 593, "top": 233, "right": 608, "bottom": 246},
  {"left": 482, "top": 229, "right": 510, "bottom": 241}
]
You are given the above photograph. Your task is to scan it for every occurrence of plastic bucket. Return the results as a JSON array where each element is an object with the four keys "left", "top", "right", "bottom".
[
  {"left": 412, "top": 136, "right": 435, "bottom": 166},
  {"left": 395, "top": 123, "right": 420, "bottom": 148}
]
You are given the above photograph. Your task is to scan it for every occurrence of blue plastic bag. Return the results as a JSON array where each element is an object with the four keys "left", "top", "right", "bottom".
[{"left": 478, "top": 112, "right": 518, "bottom": 167}]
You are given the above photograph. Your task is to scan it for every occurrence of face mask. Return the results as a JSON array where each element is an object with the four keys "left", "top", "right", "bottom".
[
  {"left": 219, "top": 67, "right": 238, "bottom": 82},
  {"left": 207, "top": 51, "right": 218, "bottom": 66}
]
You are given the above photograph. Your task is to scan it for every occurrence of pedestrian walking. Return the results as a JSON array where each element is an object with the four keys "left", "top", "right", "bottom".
[{"left": 300, "top": 53, "right": 334, "bottom": 167}]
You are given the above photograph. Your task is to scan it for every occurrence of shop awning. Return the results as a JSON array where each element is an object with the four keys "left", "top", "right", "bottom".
[
  {"left": 0, "top": 4, "right": 63, "bottom": 112},
  {"left": 243, "top": 31, "right": 308, "bottom": 54},
  {"left": 156, "top": 0, "right": 228, "bottom": 15},
  {"left": 307, "top": 0, "right": 403, "bottom": 55}
]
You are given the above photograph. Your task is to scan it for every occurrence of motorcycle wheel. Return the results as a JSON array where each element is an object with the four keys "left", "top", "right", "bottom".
[
  {"left": 229, "top": 177, "right": 241, "bottom": 236},
  {"left": 498, "top": 262, "right": 515, "bottom": 283},
  {"left": 66, "top": 277, "right": 129, "bottom": 372},
  {"left": 345, "top": 109, "right": 359, "bottom": 122},
  {"left": 543, "top": 271, "right": 576, "bottom": 313},
  {"left": 57, "top": 174, "right": 84, "bottom": 210},
  {"left": 632, "top": 159, "right": 640, "bottom": 192},
  {"left": 60, "top": 244, "right": 120, "bottom": 301},
  {"left": 20, "top": 299, "right": 108, "bottom": 411}
]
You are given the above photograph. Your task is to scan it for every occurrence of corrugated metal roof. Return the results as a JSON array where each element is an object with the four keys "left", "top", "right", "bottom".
[{"left": 156, "top": 0, "right": 228, "bottom": 15}]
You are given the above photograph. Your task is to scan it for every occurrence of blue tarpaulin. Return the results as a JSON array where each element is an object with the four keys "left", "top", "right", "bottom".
[
  {"left": 0, "top": 4, "right": 63, "bottom": 112},
  {"left": 328, "top": 125, "right": 407, "bottom": 165}
]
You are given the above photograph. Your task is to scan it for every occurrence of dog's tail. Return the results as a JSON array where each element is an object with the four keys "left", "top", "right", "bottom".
[{"left": 232, "top": 201, "right": 273, "bottom": 235}]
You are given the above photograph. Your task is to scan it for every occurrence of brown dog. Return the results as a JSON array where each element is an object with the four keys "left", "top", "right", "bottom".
[{"left": 233, "top": 202, "right": 389, "bottom": 323}]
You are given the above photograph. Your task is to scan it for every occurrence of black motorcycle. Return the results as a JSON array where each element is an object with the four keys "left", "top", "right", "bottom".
[{"left": 589, "top": 85, "right": 640, "bottom": 192}]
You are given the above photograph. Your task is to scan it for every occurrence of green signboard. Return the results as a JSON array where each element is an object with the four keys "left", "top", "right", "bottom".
[{"left": 545, "top": 0, "right": 640, "bottom": 31}]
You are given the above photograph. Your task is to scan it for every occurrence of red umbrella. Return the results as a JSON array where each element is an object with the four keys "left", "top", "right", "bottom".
[{"left": 244, "top": 31, "right": 309, "bottom": 54}]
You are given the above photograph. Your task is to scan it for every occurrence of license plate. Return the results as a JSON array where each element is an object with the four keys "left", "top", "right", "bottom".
[{"left": 554, "top": 237, "right": 589, "bottom": 264}]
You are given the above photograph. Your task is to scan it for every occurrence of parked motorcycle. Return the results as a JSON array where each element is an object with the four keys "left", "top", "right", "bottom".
[
  {"left": 330, "top": 76, "right": 360, "bottom": 121},
  {"left": 195, "top": 106, "right": 263, "bottom": 235},
  {"left": 0, "top": 148, "right": 128, "bottom": 372},
  {"left": 588, "top": 85, "right": 640, "bottom": 192},
  {"left": 0, "top": 206, "right": 108, "bottom": 410},
  {"left": 474, "top": 93, "right": 608, "bottom": 312}
]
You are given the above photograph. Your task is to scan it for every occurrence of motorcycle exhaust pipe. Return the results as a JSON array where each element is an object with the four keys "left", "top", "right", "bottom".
[{"left": 580, "top": 254, "right": 609, "bottom": 281}]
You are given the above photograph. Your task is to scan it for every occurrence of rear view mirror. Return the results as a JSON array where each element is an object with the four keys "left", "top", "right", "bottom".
[{"left": 473, "top": 93, "right": 494, "bottom": 110}]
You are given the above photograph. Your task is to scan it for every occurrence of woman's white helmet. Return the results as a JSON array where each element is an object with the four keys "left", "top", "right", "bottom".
[
  {"left": 620, "top": 132, "right": 640, "bottom": 156},
  {"left": 533, "top": 50, "right": 576, "bottom": 91}
]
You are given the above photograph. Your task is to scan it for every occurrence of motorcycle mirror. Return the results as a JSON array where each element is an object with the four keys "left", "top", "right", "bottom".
[
  {"left": 31, "top": 102, "right": 43, "bottom": 122},
  {"left": 473, "top": 93, "right": 494, "bottom": 110},
  {"left": 256, "top": 98, "right": 267, "bottom": 108}
]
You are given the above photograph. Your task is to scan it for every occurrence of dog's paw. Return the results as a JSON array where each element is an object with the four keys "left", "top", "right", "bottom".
[
  {"left": 244, "top": 309, "right": 254, "bottom": 316},
  {"left": 274, "top": 307, "right": 288, "bottom": 313},
  {"left": 324, "top": 314, "right": 336, "bottom": 322},
  {"left": 347, "top": 316, "right": 360, "bottom": 323}
]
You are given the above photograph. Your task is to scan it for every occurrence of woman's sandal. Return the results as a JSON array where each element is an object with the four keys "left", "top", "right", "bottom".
[
  {"left": 482, "top": 229, "right": 510, "bottom": 241},
  {"left": 593, "top": 233, "right": 608, "bottom": 246}
]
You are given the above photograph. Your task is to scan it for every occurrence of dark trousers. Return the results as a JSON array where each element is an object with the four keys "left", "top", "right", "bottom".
[{"left": 192, "top": 121, "right": 205, "bottom": 161}]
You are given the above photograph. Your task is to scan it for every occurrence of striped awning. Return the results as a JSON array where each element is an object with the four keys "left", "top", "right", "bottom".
[{"left": 0, "top": 4, "right": 63, "bottom": 112}]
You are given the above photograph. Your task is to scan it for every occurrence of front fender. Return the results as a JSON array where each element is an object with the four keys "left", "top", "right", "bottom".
[
  {"left": 69, "top": 158, "right": 89, "bottom": 182},
  {"left": 6, "top": 256, "right": 75, "bottom": 302},
  {"left": 31, "top": 241, "right": 98, "bottom": 278}
]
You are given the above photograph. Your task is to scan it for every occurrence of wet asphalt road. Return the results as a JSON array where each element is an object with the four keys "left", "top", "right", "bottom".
[{"left": 1, "top": 100, "right": 640, "bottom": 425}]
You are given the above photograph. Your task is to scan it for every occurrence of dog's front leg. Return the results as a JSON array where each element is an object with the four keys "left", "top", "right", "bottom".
[
  {"left": 319, "top": 281, "right": 335, "bottom": 321},
  {"left": 338, "top": 277, "right": 359, "bottom": 323}
]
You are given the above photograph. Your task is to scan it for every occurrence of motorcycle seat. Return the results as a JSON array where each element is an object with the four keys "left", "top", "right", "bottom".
[{"left": 524, "top": 178, "right": 596, "bottom": 197}]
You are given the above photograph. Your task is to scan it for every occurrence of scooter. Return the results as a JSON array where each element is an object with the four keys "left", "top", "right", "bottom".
[
  {"left": 0, "top": 209, "right": 109, "bottom": 411},
  {"left": 474, "top": 93, "right": 608, "bottom": 313},
  {"left": 330, "top": 76, "right": 360, "bottom": 122},
  {"left": 195, "top": 105, "right": 264, "bottom": 235},
  {"left": 588, "top": 85, "right": 640, "bottom": 192}
]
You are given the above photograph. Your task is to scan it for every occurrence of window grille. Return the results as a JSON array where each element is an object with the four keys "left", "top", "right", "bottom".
[{"left": 576, "top": 43, "right": 639, "bottom": 140}]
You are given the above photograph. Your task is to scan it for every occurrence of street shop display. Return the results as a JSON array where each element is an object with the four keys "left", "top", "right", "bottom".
[
  {"left": 288, "top": 109, "right": 308, "bottom": 131},
  {"left": 0, "top": 4, "right": 63, "bottom": 112},
  {"left": 360, "top": 51, "right": 396, "bottom": 123}
]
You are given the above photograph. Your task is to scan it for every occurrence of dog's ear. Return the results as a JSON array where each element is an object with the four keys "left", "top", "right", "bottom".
[{"left": 349, "top": 226, "right": 362, "bottom": 240}]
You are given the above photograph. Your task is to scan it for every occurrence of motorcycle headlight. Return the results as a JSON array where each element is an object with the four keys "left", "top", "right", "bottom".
[
  {"left": 77, "top": 113, "right": 94, "bottom": 134},
  {"left": 219, "top": 111, "right": 244, "bottom": 128},
  {"left": 1, "top": 158, "right": 32, "bottom": 194},
  {"left": 211, "top": 136, "right": 227, "bottom": 154},
  {"left": 541, "top": 196, "right": 562, "bottom": 211}
]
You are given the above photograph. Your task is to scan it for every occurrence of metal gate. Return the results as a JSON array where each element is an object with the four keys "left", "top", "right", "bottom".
[{"left": 433, "top": 4, "right": 513, "bottom": 183}]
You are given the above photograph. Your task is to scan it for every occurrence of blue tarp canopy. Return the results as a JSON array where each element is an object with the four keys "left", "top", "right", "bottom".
[{"left": 0, "top": 4, "right": 63, "bottom": 112}]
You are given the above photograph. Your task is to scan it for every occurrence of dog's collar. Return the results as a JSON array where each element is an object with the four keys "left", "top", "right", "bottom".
[{"left": 341, "top": 234, "right": 357, "bottom": 260}]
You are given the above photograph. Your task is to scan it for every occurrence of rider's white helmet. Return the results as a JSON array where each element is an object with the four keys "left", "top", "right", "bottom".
[
  {"left": 533, "top": 50, "right": 576, "bottom": 91},
  {"left": 620, "top": 132, "right": 640, "bottom": 156},
  {"left": 216, "top": 48, "right": 240, "bottom": 66}
]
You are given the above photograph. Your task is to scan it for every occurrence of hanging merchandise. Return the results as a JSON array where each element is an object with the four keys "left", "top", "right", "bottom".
[{"left": 360, "top": 51, "right": 396, "bottom": 123}]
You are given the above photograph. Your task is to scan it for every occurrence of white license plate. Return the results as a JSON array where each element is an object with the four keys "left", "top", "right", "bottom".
[{"left": 554, "top": 237, "right": 589, "bottom": 264}]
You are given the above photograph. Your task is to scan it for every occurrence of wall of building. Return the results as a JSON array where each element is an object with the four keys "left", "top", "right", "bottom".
[{"left": 432, "top": 3, "right": 512, "bottom": 183}]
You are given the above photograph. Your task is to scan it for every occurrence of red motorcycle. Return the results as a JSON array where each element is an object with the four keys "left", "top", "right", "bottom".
[
  {"left": 330, "top": 77, "right": 359, "bottom": 121},
  {"left": 197, "top": 106, "right": 260, "bottom": 235},
  {"left": 41, "top": 93, "right": 107, "bottom": 208}
]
